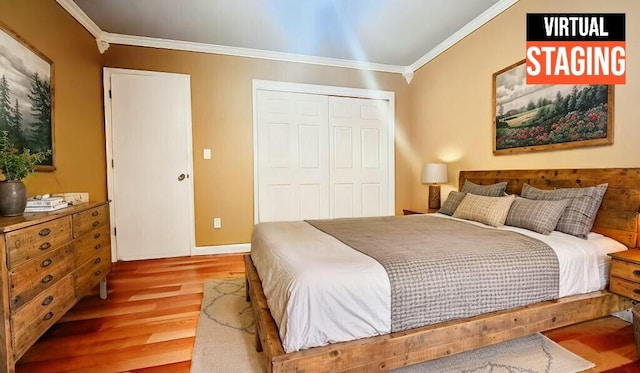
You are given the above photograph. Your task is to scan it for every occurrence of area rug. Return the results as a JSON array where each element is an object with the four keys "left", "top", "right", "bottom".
[{"left": 190, "top": 277, "right": 594, "bottom": 373}]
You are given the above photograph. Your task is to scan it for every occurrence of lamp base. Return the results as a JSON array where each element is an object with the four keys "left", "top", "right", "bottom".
[{"left": 428, "top": 184, "right": 441, "bottom": 210}]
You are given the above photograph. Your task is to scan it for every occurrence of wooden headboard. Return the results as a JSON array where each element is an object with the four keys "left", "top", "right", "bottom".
[{"left": 459, "top": 168, "right": 640, "bottom": 248}]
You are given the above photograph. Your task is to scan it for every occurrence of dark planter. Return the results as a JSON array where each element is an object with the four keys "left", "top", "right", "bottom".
[{"left": 0, "top": 181, "right": 27, "bottom": 217}]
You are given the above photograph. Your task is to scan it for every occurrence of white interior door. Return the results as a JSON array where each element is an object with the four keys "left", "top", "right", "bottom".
[
  {"left": 104, "top": 68, "right": 195, "bottom": 261},
  {"left": 329, "top": 97, "right": 389, "bottom": 218},
  {"left": 256, "top": 90, "right": 329, "bottom": 222}
]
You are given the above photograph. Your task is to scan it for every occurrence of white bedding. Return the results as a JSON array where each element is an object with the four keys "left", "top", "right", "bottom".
[{"left": 250, "top": 213, "right": 627, "bottom": 353}]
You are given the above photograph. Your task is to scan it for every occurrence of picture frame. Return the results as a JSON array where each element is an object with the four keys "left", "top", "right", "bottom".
[
  {"left": 0, "top": 21, "right": 54, "bottom": 171},
  {"left": 492, "top": 59, "right": 613, "bottom": 155}
]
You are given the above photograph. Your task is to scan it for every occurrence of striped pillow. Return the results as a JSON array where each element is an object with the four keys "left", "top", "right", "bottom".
[{"left": 453, "top": 193, "right": 515, "bottom": 227}]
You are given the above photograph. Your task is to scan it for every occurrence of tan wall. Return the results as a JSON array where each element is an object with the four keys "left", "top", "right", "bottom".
[
  {"left": 103, "top": 47, "right": 412, "bottom": 246},
  {"left": 0, "top": 0, "right": 106, "bottom": 200},
  {"left": 409, "top": 0, "right": 640, "bottom": 207}
]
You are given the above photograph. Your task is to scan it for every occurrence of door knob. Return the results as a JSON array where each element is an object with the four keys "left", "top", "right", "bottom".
[{"left": 178, "top": 173, "right": 186, "bottom": 181}]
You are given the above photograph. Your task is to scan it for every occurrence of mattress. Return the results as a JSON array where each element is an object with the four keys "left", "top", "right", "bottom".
[{"left": 250, "top": 213, "right": 627, "bottom": 353}]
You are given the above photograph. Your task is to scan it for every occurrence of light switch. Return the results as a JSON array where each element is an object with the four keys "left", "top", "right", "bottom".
[{"left": 203, "top": 148, "right": 211, "bottom": 160}]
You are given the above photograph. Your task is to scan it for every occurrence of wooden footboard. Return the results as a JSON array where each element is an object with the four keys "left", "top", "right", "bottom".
[{"left": 245, "top": 255, "right": 632, "bottom": 373}]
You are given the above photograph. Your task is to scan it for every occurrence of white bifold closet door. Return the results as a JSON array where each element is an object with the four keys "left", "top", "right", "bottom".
[
  {"left": 256, "top": 91, "right": 330, "bottom": 222},
  {"left": 256, "top": 90, "right": 389, "bottom": 223},
  {"left": 329, "top": 96, "right": 389, "bottom": 218}
]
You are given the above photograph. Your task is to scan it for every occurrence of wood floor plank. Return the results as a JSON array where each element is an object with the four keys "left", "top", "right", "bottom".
[
  {"left": 19, "top": 338, "right": 194, "bottom": 373},
  {"left": 14, "top": 254, "right": 637, "bottom": 373},
  {"left": 129, "top": 361, "right": 192, "bottom": 373},
  {"left": 19, "top": 335, "right": 152, "bottom": 364}
]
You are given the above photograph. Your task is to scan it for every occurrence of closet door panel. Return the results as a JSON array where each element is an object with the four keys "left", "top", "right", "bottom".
[
  {"left": 362, "top": 183, "right": 382, "bottom": 217},
  {"left": 257, "top": 91, "right": 329, "bottom": 222},
  {"left": 329, "top": 97, "right": 389, "bottom": 218}
]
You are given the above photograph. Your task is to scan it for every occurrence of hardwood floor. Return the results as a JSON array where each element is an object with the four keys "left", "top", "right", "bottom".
[
  {"left": 15, "top": 254, "right": 638, "bottom": 373},
  {"left": 545, "top": 314, "right": 636, "bottom": 372},
  {"left": 16, "top": 254, "right": 244, "bottom": 373}
]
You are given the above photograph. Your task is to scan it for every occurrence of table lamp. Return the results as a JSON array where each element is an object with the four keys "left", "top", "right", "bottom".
[{"left": 421, "top": 163, "right": 448, "bottom": 210}]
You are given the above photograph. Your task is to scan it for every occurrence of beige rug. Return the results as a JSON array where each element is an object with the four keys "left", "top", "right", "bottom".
[{"left": 190, "top": 277, "right": 594, "bottom": 373}]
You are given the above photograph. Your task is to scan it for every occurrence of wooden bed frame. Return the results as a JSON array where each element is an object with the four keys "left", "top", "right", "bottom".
[{"left": 245, "top": 168, "right": 640, "bottom": 372}]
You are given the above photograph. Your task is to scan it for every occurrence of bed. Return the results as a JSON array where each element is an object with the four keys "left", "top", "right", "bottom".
[{"left": 246, "top": 168, "right": 640, "bottom": 372}]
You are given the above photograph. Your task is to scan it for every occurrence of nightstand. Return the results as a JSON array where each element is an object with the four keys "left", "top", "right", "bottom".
[
  {"left": 609, "top": 250, "right": 640, "bottom": 301},
  {"left": 402, "top": 208, "right": 439, "bottom": 215}
]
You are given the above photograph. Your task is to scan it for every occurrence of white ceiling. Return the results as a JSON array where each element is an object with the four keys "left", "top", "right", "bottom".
[{"left": 58, "top": 0, "right": 518, "bottom": 79}]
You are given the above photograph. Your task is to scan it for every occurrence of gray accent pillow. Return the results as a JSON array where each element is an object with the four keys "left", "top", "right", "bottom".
[
  {"left": 505, "top": 197, "right": 570, "bottom": 235},
  {"left": 520, "top": 183, "right": 608, "bottom": 239},
  {"left": 438, "top": 191, "right": 466, "bottom": 215},
  {"left": 452, "top": 193, "right": 516, "bottom": 227},
  {"left": 461, "top": 180, "right": 508, "bottom": 197}
]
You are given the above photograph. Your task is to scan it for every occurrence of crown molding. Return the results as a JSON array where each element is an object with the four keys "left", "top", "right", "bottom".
[
  {"left": 58, "top": 0, "right": 519, "bottom": 80},
  {"left": 408, "top": 0, "right": 519, "bottom": 73},
  {"left": 56, "top": 0, "right": 102, "bottom": 38},
  {"left": 56, "top": 0, "right": 110, "bottom": 53},
  {"left": 401, "top": 70, "right": 414, "bottom": 84},
  {"left": 104, "top": 32, "right": 406, "bottom": 74}
]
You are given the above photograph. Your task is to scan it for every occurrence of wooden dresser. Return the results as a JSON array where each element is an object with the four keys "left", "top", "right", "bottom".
[
  {"left": 608, "top": 249, "right": 640, "bottom": 302},
  {"left": 0, "top": 201, "right": 111, "bottom": 373}
]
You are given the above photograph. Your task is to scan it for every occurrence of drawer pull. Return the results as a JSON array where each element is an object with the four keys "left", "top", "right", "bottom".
[
  {"left": 43, "top": 311, "right": 54, "bottom": 321},
  {"left": 93, "top": 232, "right": 101, "bottom": 239},
  {"left": 92, "top": 211, "right": 99, "bottom": 217},
  {"left": 39, "top": 242, "right": 52, "bottom": 251},
  {"left": 92, "top": 221, "right": 100, "bottom": 228},
  {"left": 41, "top": 274, "right": 53, "bottom": 284},
  {"left": 94, "top": 244, "right": 102, "bottom": 250},
  {"left": 42, "top": 296, "right": 54, "bottom": 306},
  {"left": 39, "top": 228, "right": 51, "bottom": 237},
  {"left": 94, "top": 257, "right": 102, "bottom": 264},
  {"left": 94, "top": 270, "right": 102, "bottom": 277},
  {"left": 634, "top": 270, "right": 640, "bottom": 277},
  {"left": 41, "top": 258, "right": 53, "bottom": 268}
]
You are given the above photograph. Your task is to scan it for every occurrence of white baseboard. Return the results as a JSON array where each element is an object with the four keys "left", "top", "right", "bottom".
[{"left": 192, "top": 243, "right": 250, "bottom": 256}]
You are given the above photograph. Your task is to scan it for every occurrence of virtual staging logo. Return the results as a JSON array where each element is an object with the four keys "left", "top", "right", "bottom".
[{"left": 526, "top": 14, "right": 626, "bottom": 84}]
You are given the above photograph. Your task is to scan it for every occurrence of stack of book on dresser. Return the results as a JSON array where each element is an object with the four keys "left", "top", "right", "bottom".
[{"left": 25, "top": 195, "right": 69, "bottom": 212}]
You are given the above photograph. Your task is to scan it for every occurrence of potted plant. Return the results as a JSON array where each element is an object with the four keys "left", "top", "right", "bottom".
[{"left": 0, "top": 131, "right": 50, "bottom": 216}]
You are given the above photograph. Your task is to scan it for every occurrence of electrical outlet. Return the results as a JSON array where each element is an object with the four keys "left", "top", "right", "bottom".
[
  {"left": 203, "top": 148, "right": 211, "bottom": 160},
  {"left": 213, "top": 217, "right": 221, "bottom": 229}
]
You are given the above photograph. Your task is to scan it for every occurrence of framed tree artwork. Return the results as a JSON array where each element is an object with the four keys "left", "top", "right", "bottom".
[
  {"left": 0, "top": 22, "right": 54, "bottom": 170},
  {"left": 493, "top": 59, "right": 613, "bottom": 155}
]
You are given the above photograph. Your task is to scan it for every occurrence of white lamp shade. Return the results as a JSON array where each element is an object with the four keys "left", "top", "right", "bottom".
[{"left": 421, "top": 163, "right": 448, "bottom": 184}]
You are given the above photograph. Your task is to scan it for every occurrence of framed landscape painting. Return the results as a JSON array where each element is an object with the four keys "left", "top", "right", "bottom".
[
  {"left": 0, "top": 22, "right": 54, "bottom": 170},
  {"left": 493, "top": 59, "right": 613, "bottom": 155}
]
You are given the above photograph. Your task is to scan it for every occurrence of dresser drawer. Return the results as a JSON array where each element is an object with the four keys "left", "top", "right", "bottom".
[
  {"left": 73, "top": 205, "right": 109, "bottom": 238},
  {"left": 9, "top": 244, "right": 75, "bottom": 311},
  {"left": 610, "top": 276, "right": 640, "bottom": 302},
  {"left": 75, "top": 250, "right": 111, "bottom": 297},
  {"left": 74, "top": 225, "right": 110, "bottom": 267},
  {"left": 11, "top": 274, "right": 75, "bottom": 359},
  {"left": 610, "top": 259, "right": 640, "bottom": 283},
  {"left": 6, "top": 217, "right": 72, "bottom": 269}
]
